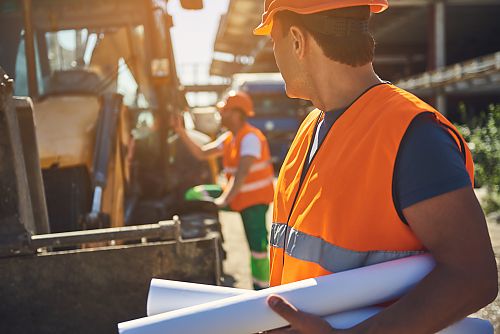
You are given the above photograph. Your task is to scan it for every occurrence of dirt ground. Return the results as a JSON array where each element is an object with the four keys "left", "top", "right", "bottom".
[
  {"left": 219, "top": 207, "right": 500, "bottom": 331},
  {"left": 471, "top": 219, "right": 500, "bottom": 331}
]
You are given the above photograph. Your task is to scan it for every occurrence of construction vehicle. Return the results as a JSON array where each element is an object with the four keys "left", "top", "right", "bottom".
[{"left": 0, "top": 0, "right": 225, "bottom": 333}]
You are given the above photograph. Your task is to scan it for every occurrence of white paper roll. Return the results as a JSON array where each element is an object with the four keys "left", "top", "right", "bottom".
[
  {"left": 147, "top": 279, "right": 248, "bottom": 316},
  {"left": 146, "top": 278, "right": 492, "bottom": 334},
  {"left": 146, "top": 279, "right": 387, "bottom": 329},
  {"left": 323, "top": 308, "right": 493, "bottom": 334},
  {"left": 120, "top": 255, "right": 436, "bottom": 334},
  {"left": 324, "top": 307, "right": 382, "bottom": 329},
  {"left": 441, "top": 318, "right": 493, "bottom": 334}
]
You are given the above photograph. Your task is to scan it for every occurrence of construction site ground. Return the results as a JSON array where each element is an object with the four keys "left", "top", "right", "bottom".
[{"left": 219, "top": 203, "right": 500, "bottom": 331}]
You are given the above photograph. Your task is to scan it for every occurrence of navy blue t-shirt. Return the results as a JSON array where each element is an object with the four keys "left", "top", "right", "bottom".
[
  {"left": 307, "top": 110, "right": 471, "bottom": 223},
  {"left": 393, "top": 112, "right": 471, "bottom": 222}
]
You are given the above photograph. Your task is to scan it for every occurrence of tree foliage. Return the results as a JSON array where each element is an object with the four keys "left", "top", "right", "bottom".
[{"left": 456, "top": 104, "right": 500, "bottom": 214}]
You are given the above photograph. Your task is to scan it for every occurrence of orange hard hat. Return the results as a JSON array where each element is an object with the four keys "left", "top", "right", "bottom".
[
  {"left": 217, "top": 91, "right": 255, "bottom": 117},
  {"left": 253, "top": 0, "right": 389, "bottom": 36}
]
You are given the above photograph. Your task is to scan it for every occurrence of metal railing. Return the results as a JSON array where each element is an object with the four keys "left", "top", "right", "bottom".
[{"left": 397, "top": 51, "right": 500, "bottom": 91}]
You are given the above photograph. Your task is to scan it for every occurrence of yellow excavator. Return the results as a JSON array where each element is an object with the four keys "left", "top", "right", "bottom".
[
  {"left": 0, "top": 0, "right": 224, "bottom": 333},
  {"left": 2, "top": 0, "right": 216, "bottom": 233}
]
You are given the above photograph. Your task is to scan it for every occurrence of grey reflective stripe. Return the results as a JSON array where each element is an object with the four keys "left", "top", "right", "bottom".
[
  {"left": 270, "top": 223, "right": 426, "bottom": 273},
  {"left": 224, "top": 159, "right": 272, "bottom": 174},
  {"left": 270, "top": 222, "right": 288, "bottom": 248},
  {"left": 240, "top": 176, "right": 274, "bottom": 193}
]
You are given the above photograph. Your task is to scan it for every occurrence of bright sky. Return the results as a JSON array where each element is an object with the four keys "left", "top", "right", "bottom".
[{"left": 167, "top": 0, "right": 230, "bottom": 84}]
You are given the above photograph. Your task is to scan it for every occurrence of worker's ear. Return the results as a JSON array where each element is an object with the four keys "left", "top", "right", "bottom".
[{"left": 289, "top": 25, "right": 306, "bottom": 59}]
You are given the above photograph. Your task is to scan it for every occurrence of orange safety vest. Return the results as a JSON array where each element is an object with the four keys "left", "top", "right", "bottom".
[
  {"left": 223, "top": 123, "right": 275, "bottom": 212},
  {"left": 270, "top": 83, "right": 474, "bottom": 286}
]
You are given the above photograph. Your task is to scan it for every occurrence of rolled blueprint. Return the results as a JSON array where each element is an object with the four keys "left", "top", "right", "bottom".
[
  {"left": 146, "top": 277, "right": 493, "bottom": 334},
  {"left": 120, "top": 254, "right": 436, "bottom": 334},
  {"left": 147, "top": 279, "right": 248, "bottom": 315},
  {"left": 440, "top": 318, "right": 493, "bottom": 334},
  {"left": 323, "top": 308, "right": 493, "bottom": 333}
]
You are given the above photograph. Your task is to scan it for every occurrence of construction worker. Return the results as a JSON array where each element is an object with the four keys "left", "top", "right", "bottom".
[
  {"left": 172, "top": 91, "right": 274, "bottom": 290},
  {"left": 251, "top": 1, "right": 498, "bottom": 333}
]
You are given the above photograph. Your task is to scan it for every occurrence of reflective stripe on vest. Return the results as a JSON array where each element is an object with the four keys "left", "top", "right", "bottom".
[
  {"left": 223, "top": 159, "right": 272, "bottom": 175},
  {"left": 240, "top": 176, "right": 274, "bottom": 193},
  {"left": 270, "top": 222, "right": 425, "bottom": 273},
  {"left": 270, "top": 84, "right": 474, "bottom": 286},
  {"left": 251, "top": 250, "right": 268, "bottom": 259}
]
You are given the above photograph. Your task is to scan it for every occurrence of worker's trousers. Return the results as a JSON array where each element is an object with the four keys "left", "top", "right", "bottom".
[
  {"left": 185, "top": 185, "right": 270, "bottom": 290},
  {"left": 240, "top": 204, "right": 270, "bottom": 290}
]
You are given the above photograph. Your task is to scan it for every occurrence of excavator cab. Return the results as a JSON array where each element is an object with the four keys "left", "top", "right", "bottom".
[{"left": 0, "top": 0, "right": 216, "bottom": 235}]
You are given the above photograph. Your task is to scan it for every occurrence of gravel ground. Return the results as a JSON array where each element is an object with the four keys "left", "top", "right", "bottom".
[
  {"left": 219, "top": 209, "right": 259, "bottom": 290},
  {"left": 471, "top": 218, "right": 500, "bottom": 331}
]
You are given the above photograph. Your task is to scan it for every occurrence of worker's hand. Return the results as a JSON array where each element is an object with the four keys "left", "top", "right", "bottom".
[
  {"left": 265, "top": 295, "right": 341, "bottom": 334},
  {"left": 170, "top": 113, "right": 185, "bottom": 134},
  {"left": 214, "top": 195, "right": 228, "bottom": 209}
]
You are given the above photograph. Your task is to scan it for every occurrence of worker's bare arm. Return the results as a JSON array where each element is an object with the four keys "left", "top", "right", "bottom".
[
  {"left": 267, "top": 186, "right": 497, "bottom": 334},
  {"left": 200, "top": 140, "right": 225, "bottom": 159},
  {"left": 171, "top": 114, "right": 224, "bottom": 160},
  {"left": 215, "top": 155, "right": 256, "bottom": 207},
  {"left": 350, "top": 186, "right": 497, "bottom": 333}
]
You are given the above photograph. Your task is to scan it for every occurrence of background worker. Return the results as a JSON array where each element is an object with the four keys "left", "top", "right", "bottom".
[
  {"left": 172, "top": 91, "right": 274, "bottom": 290},
  {"left": 250, "top": 1, "right": 498, "bottom": 333}
]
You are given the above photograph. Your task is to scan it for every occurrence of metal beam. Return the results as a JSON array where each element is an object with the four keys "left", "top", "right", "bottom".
[
  {"left": 397, "top": 51, "right": 500, "bottom": 92},
  {"left": 184, "top": 84, "right": 230, "bottom": 93},
  {"left": 22, "top": 0, "right": 38, "bottom": 98},
  {"left": 14, "top": 98, "right": 50, "bottom": 235},
  {"left": 30, "top": 220, "right": 181, "bottom": 249},
  {"left": 435, "top": 1, "right": 446, "bottom": 68},
  {"left": 373, "top": 7, "right": 427, "bottom": 40},
  {"left": 0, "top": 69, "right": 37, "bottom": 258},
  {"left": 434, "top": 1, "right": 447, "bottom": 113},
  {"left": 30, "top": 0, "right": 147, "bottom": 31},
  {"left": 209, "top": 59, "right": 245, "bottom": 77}
]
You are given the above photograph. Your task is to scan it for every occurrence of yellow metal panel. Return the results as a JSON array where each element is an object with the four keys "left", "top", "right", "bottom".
[
  {"left": 33, "top": 96, "right": 100, "bottom": 169},
  {"left": 101, "top": 126, "right": 125, "bottom": 229}
]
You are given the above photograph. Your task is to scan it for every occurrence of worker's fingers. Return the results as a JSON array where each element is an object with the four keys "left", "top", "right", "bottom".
[
  {"left": 263, "top": 328, "right": 300, "bottom": 334},
  {"left": 267, "top": 295, "right": 336, "bottom": 334},
  {"left": 267, "top": 295, "right": 303, "bottom": 328}
]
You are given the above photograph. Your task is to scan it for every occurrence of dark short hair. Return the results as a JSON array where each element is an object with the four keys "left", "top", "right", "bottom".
[{"left": 274, "top": 6, "right": 375, "bottom": 67}]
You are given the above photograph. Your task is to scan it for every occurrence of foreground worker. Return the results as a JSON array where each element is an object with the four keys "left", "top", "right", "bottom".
[
  {"left": 251, "top": 1, "right": 498, "bottom": 333},
  {"left": 173, "top": 91, "right": 274, "bottom": 290}
]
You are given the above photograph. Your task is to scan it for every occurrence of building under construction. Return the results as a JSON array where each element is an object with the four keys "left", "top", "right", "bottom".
[{"left": 211, "top": 0, "right": 500, "bottom": 120}]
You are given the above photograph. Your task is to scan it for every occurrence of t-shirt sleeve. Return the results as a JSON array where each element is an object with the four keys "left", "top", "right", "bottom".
[
  {"left": 395, "top": 112, "right": 472, "bottom": 214},
  {"left": 240, "top": 133, "right": 262, "bottom": 159}
]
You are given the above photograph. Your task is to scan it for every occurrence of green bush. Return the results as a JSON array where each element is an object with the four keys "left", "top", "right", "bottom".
[{"left": 456, "top": 104, "right": 500, "bottom": 214}]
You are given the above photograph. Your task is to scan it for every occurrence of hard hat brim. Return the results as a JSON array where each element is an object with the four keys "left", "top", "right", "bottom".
[
  {"left": 254, "top": 21, "right": 273, "bottom": 36},
  {"left": 217, "top": 101, "right": 255, "bottom": 117},
  {"left": 253, "top": 1, "right": 388, "bottom": 36}
]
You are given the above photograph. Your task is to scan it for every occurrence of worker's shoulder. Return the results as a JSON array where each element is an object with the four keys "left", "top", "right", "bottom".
[
  {"left": 245, "top": 123, "right": 269, "bottom": 141},
  {"left": 381, "top": 84, "right": 436, "bottom": 114},
  {"left": 240, "top": 132, "right": 260, "bottom": 144}
]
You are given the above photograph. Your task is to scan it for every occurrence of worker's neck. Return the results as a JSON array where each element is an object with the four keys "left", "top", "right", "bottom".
[
  {"left": 228, "top": 121, "right": 245, "bottom": 135},
  {"left": 309, "top": 62, "right": 382, "bottom": 112}
]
